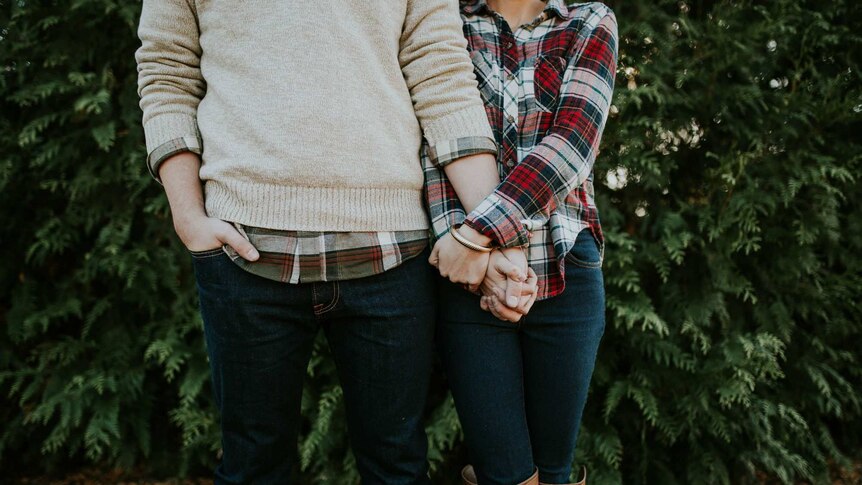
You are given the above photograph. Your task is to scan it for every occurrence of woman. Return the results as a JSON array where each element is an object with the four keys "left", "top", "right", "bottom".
[{"left": 424, "top": 1, "right": 618, "bottom": 484}]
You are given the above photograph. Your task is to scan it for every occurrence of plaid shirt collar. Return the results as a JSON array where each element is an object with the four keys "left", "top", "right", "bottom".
[{"left": 460, "top": 0, "right": 569, "bottom": 20}]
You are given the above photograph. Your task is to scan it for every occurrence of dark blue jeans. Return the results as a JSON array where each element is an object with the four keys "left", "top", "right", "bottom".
[
  {"left": 191, "top": 247, "right": 435, "bottom": 485},
  {"left": 437, "top": 229, "right": 605, "bottom": 485}
]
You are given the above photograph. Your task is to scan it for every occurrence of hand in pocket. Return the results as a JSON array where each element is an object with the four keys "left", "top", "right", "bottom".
[{"left": 176, "top": 215, "right": 259, "bottom": 262}]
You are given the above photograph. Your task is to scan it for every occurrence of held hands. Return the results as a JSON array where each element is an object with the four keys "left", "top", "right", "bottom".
[
  {"left": 479, "top": 248, "right": 538, "bottom": 323},
  {"left": 430, "top": 226, "right": 539, "bottom": 323}
]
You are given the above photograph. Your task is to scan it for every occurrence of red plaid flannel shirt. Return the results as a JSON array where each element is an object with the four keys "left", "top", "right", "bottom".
[{"left": 423, "top": 0, "right": 618, "bottom": 299}]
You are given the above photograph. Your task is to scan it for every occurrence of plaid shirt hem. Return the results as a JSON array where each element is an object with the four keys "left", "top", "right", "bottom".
[
  {"left": 223, "top": 225, "right": 429, "bottom": 283},
  {"left": 151, "top": 138, "right": 432, "bottom": 283}
]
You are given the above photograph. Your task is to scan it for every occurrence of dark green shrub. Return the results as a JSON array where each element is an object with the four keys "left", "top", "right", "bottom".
[{"left": 1, "top": 1, "right": 859, "bottom": 483}]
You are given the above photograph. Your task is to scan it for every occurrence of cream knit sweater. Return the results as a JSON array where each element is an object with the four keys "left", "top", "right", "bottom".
[{"left": 136, "top": 0, "right": 494, "bottom": 232}]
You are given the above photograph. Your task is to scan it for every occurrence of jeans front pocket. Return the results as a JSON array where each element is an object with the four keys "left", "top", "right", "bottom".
[{"left": 565, "top": 228, "right": 602, "bottom": 269}]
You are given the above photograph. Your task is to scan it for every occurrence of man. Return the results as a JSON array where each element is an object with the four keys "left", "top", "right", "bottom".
[{"left": 135, "top": 0, "right": 529, "bottom": 483}]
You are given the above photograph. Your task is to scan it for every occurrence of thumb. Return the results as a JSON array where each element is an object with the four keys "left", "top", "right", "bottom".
[
  {"left": 493, "top": 256, "right": 525, "bottom": 282},
  {"left": 220, "top": 224, "right": 259, "bottom": 261},
  {"left": 504, "top": 277, "right": 522, "bottom": 308},
  {"left": 493, "top": 256, "right": 525, "bottom": 308},
  {"left": 428, "top": 242, "right": 440, "bottom": 268}
]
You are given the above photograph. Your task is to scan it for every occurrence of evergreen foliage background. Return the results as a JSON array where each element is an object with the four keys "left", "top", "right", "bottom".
[{"left": 1, "top": 0, "right": 860, "bottom": 483}]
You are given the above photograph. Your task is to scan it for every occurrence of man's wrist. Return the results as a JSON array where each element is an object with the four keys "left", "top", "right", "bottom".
[
  {"left": 146, "top": 133, "right": 202, "bottom": 184},
  {"left": 159, "top": 150, "right": 208, "bottom": 232},
  {"left": 172, "top": 208, "right": 208, "bottom": 232}
]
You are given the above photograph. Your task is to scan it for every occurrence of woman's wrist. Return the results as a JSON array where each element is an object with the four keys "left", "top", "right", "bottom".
[
  {"left": 454, "top": 224, "right": 493, "bottom": 246},
  {"left": 451, "top": 224, "right": 494, "bottom": 252}
]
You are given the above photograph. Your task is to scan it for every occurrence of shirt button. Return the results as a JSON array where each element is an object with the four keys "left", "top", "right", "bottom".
[
  {"left": 506, "top": 114, "right": 516, "bottom": 123},
  {"left": 507, "top": 161, "right": 515, "bottom": 167},
  {"left": 505, "top": 41, "right": 513, "bottom": 49}
]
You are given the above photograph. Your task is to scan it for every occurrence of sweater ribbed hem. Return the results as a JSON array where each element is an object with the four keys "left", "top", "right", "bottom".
[
  {"left": 422, "top": 104, "right": 494, "bottom": 147},
  {"left": 204, "top": 179, "right": 431, "bottom": 232}
]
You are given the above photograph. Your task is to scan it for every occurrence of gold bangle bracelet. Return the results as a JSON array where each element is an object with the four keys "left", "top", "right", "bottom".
[{"left": 450, "top": 225, "right": 494, "bottom": 253}]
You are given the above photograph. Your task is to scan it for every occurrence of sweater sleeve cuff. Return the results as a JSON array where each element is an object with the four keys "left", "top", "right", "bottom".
[
  {"left": 425, "top": 136, "right": 497, "bottom": 168},
  {"left": 463, "top": 193, "right": 531, "bottom": 248},
  {"left": 421, "top": 104, "right": 495, "bottom": 150},
  {"left": 147, "top": 136, "right": 202, "bottom": 184},
  {"left": 143, "top": 113, "right": 201, "bottom": 183}
]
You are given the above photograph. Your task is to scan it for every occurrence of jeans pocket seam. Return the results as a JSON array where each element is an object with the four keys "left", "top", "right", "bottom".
[
  {"left": 566, "top": 255, "right": 603, "bottom": 269},
  {"left": 316, "top": 282, "right": 340, "bottom": 315},
  {"left": 566, "top": 243, "right": 602, "bottom": 269},
  {"left": 189, "top": 247, "right": 226, "bottom": 259}
]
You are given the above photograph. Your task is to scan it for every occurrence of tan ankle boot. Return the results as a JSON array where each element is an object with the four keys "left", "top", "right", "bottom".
[
  {"left": 461, "top": 465, "right": 540, "bottom": 485},
  {"left": 461, "top": 465, "right": 478, "bottom": 485},
  {"left": 539, "top": 466, "right": 586, "bottom": 485}
]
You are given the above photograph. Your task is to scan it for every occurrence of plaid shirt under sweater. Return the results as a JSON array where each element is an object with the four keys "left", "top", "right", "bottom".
[
  {"left": 154, "top": 137, "right": 496, "bottom": 283},
  {"left": 423, "top": 0, "right": 618, "bottom": 300}
]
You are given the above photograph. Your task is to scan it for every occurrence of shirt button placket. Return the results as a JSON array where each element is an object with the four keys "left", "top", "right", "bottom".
[{"left": 498, "top": 20, "right": 520, "bottom": 173}]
